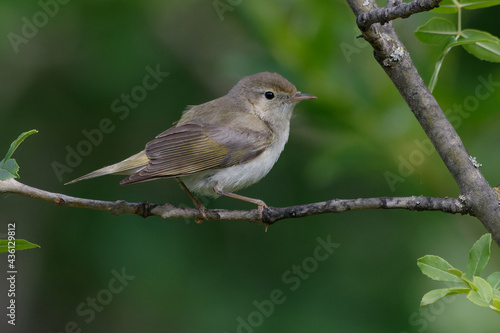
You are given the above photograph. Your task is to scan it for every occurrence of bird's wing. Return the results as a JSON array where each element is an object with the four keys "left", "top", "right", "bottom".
[{"left": 120, "top": 112, "right": 272, "bottom": 185}]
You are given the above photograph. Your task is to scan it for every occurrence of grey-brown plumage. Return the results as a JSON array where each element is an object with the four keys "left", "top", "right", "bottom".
[
  {"left": 66, "top": 72, "right": 316, "bottom": 219},
  {"left": 121, "top": 112, "right": 272, "bottom": 185}
]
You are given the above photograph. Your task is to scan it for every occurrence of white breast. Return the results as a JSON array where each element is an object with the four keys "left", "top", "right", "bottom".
[{"left": 181, "top": 124, "right": 290, "bottom": 198}]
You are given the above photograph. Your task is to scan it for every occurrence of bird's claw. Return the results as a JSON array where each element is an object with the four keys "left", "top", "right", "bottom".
[
  {"left": 195, "top": 206, "right": 208, "bottom": 224},
  {"left": 257, "top": 203, "right": 269, "bottom": 232}
]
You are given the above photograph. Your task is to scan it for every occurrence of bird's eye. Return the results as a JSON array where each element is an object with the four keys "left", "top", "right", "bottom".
[{"left": 264, "top": 91, "right": 275, "bottom": 100}]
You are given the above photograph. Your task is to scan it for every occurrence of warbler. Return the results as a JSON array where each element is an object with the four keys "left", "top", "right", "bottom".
[{"left": 66, "top": 72, "right": 316, "bottom": 220}]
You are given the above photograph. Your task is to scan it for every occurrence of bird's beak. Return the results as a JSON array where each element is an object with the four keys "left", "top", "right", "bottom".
[{"left": 290, "top": 92, "right": 317, "bottom": 102}]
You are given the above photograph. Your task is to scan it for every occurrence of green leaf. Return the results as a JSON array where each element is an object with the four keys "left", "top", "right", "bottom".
[
  {"left": 461, "top": 0, "right": 500, "bottom": 10},
  {"left": 448, "top": 268, "right": 464, "bottom": 278},
  {"left": 0, "top": 129, "right": 38, "bottom": 180},
  {"left": 460, "top": 30, "right": 500, "bottom": 62},
  {"left": 417, "top": 255, "right": 464, "bottom": 283},
  {"left": 0, "top": 239, "right": 40, "bottom": 253},
  {"left": 421, "top": 288, "right": 469, "bottom": 306},
  {"left": 1, "top": 129, "right": 38, "bottom": 165},
  {"left": 432, "top": 0, "right": 459, "bottom": 13},
  {"left": 474, "top": 276, "right": 493, "bottom": 302},
  {"left": 487, "top": 272, "right": 500, "bottom": 289},
  {"left": 466, "top": 233, "right": 491, "bottom": 280},
  {"left": 468, "top": 290, "right": 492, "bottom": 307},
  {"left": 0, "top": 159, "right": 19, "bottom": 181},
  {"left": 492, "top": 296, "right": 500, "bottom": 313},
  {"left": 415, "top": 18, "right": 457, "bottom": 45}
]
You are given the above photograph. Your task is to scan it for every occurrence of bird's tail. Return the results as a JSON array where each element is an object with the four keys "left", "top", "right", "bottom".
[{"left": 64, "top": 151, "right": 150, "bottom": 185}]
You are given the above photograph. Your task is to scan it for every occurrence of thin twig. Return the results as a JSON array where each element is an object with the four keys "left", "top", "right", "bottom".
[
  {"left": 0, "top": 179, "right": 467, "bottom": 226},
  {"left": 357, "top": 0, "right": 442, "bottom": 31}
]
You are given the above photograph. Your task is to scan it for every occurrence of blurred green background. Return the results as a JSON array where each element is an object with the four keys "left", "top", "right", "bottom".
[{"left": 1, "top": 0, "right": 500, "bottom": 332}]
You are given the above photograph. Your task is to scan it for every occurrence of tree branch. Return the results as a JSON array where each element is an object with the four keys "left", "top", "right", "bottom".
[
  {"left": 346, "top": 0, "right": 500, "bottom": 246},
  {"left": 2, "top": 0, "right": 498, "bottom": 242},
  {"left": 357, "top": 0, "right": 442, "bottom": 31},
  {"left": 0, "top": 179, "right": 467, "bottom": 226}
]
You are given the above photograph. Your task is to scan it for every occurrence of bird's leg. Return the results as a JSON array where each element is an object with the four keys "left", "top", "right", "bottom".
[
  {"left": 213, "top": 182, "right": 268, "bottom": 226},
  {"left": 177, "top": 178, "right": 207, "bottom": 223}
]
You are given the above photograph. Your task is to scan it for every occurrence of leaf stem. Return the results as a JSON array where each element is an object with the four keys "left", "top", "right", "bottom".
[
  {"left": 457, "top": 2, "right": 462, "bottom": 35},
  {"left": 429, "top": 1, "right": 463, "bottom": 92}
]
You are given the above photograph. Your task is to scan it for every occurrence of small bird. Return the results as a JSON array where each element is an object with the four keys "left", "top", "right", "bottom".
[{"left": 66, "top": 72, "right": 316, "bottom": 221}]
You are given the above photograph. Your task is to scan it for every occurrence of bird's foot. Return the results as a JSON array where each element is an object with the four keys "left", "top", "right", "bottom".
[{"left": 195, "top": 205, "right": 208, "bottom": 224}]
